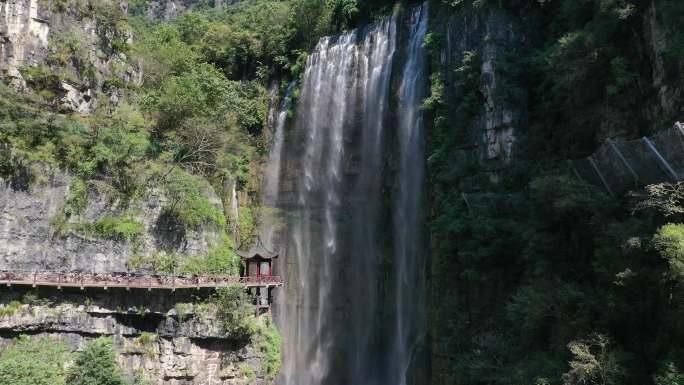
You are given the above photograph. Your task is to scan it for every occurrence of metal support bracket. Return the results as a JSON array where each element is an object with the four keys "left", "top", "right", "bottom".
[{"left": 643, "top": 137, "right": 678, "bottom": 181}]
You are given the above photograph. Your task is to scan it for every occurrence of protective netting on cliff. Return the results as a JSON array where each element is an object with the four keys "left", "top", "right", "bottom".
[{"left": 569, "top": 122, "right": 684, "bottom": 195}]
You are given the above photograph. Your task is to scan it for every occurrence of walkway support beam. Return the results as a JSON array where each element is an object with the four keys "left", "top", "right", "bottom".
[{"left": 643, "top": 137, "right": 679, "bottom": 181}]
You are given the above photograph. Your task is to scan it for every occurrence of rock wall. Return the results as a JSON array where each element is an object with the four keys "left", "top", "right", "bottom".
[
  {"left": 0, "top": 170, "right": 222, "bottom": 273},
  {"left": 643, "top": 1, "right": 684, "bottom": 129},
  {"left": 0, "top": 0, "right": 49, "bottom": 82},
  {"left": 0, "top": 287, "right": 268, "bottom": 384},
  {"left": 0, "top": 0, "right": 140, "bottom": 112},
  {"left": 0, "top": 168, "right": 262, "bottom": 384},
  {"left": 143, "top": 0, "right": 241, "bottom": 21},
  {"left": 428, "top": 3, "right": 526, "bottom": 193},
  {"left": 0, "top": 1, "right": 272, "bottom": 383},
  {"left": 435, "top": 5, "right": 524, "bottom": 166}
]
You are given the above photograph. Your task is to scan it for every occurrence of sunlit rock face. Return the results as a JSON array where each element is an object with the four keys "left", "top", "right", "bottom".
[
  {"left": 0, "top": 0, "right": 50, "bottom": 85},
  {"left": 0, "top": 288, "right": 270, "bottom": 385},
  {"left": 0, "top": 169, "right": 221, "bottom": 274},
  {"left": 144, "top": 0, "right": 241, "bottom": 21},
  {"left": 0, "top": 0, "right": 141, "bottom": 112},
  {"left": 267, "top": 4, "right": 429, "bottom": 385}
]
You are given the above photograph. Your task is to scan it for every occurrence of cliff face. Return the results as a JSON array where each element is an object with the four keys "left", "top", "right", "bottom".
[
  {"left": 0, "top": 0, "right": 50, "bottom": 80},
  {"left": 0, "top": 1, "right": 267, "bottom": 383},
  {"left": 0, "top": 0, "right": 140, "bottom": 112},
  {"left": 0, "top": 170, "right": 222, "bottom": 273},
  {"left": 643, "top": 1, "right": 684, "bottom": 129},
  {"left": 426, "top": 3, "right": 526, "bottom": 190},
  {"left": 0, "top": 288, "right": 269, "bottom": 384},
  {"left": 143, "top": 0, "right": 241, "bottom": 21},
  {"left": 426, "top": 4, "right": 527, "bottom": 381},
  {"left": 0, "top": 169, "right": 267, "bottom": 384}
]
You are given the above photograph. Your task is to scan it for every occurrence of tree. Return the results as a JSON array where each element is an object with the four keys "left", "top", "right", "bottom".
[
  {"left": 66, "top": 338, "right": 128, "bottom": 385},
  {"left": 0, "top": 336, "right": 71, "bottom": 385},
  {"left": 562, "top": 334, "right": 625, "bottom": 385},
  {"left": 632, "top": 182, "right": 684, "bottom": 217},
  {"left": 653, "top": 223, "right": 684, "bottom": 281},
  {"left": 172, "top": 118, "right": 228, "bottom": 174},
  {"left": 654, "top": 361, "right": 684, "bottom": 385},
  {"left": 214, "top": 286, "right": 256, "bottom": 338}
]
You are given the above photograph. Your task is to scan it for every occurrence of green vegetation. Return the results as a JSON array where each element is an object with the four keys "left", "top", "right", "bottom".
[
  {"left": 213, "top": 286, "right": 256, "bottom": 338},
  {"left": 427, "top": 1, "right": 684, "bottom": 385},
  {"left": 163, "top": 170, "right": 226, "bottom": 230},
  {"left": 126, "top": 252, "right": 178, "bottom": 273},
  {"left": 52, "top": 213, "right": 145, "bottom": 242},
  {"left": 126, "top": 235, "right": 240, "bottom": 275},
  {"left": 66, "top": 338, "right": 128, "bottom": 385},
  {"left": 93, "top": 216, "right": 145, "bottom": 241},
  {"left": 136, "top": 332, "right": 157, "bottom": 347},
  {"left": 206, "top": 287, "right": 281, "bottom": 379},
  {"left": 0, "top": 336, "right": 71, "bottom": 385},
  {"left": 135, "top": 332, "right": 158, "bottom": 358},
  {"left": 20, "top": 292, "right": 53, "bottom": 307},
  {"left": 64, "top": 178, "right": 88, "bottom": 217},
  {"left": 0, "top": 301, "right": 23, "bottom": 317},
  {"left": 174, "top": 302, "right": 193, "bottom": 322},
  {"left": 254, "top": 316, "right": 283, "bottom": 381},
  {"left": 240, "top": 364, "right": 256, "bottom": 381},
  {"left": 653, "top": 223, "right": 684, "bottom": 281},
  {"left": 0, "top": 334, "right": 163, "bottom": 385}
]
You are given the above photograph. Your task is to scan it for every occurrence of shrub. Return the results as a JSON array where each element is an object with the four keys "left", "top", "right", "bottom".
[
  {"left": 65, "top": 337, "right": 127, "bottom": 385},
  {"left": 64, "top": 178, "right": 88, "bottom": 217},
  {"left": 94, "top": 216, "right": 145, "bottom": 241},
  {"left": 126, "top": 252, "right": 178, "bottom": 274},
  {"left": 174, "top": 303, "right": 193, "bottom": 323},
  {"left": 0, "top": 301, "right": 23, "bottom": 317},
  {"left": 654, "top": 361, "right": 684, "bottom": 385},
  {"left": 18, "top": 64, "right": 62, "bottom": 96},
  {"left": 213, "top": 286, "right": 255, "bottom": 338},
  {"left": 236, "top": 206, "right": 257, "bottom": 246},
  {"left": 135, "top": 332, "right": 157, "bottom": 358},
  {"left": 21, "top": 292, "right": 52, "bottom": 307},
  {"left": 164, "top": 170, "right": 226, "bottom": 230},
  {"left": 653, "top": 223, "right": 684, "bottom": 281},
  {"left": 0, "top": 335, "right": 71, "bottom": 385},
  {"left": 179, "top": 236, "right": 241, "bottom": 275},
  {"left": 240, "top": 364, "right": 256, "bottom": 381},
  {"left": 136, "top": 332, "right": 157, "bottom": 346},
  {"left": 562, "top": 335, "right": 625, "bottom": 385},
  {"left": 255, "top": 316, "right": 283, "bottom": 381}
]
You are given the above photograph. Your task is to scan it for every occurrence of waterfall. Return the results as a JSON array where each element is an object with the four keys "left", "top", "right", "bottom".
[
  {"left": 261, "top": 83, "right": 294, "bottom": 249},
  {"left": 391, "top": 5, "right": 429, "bottom": 384},
  {"left": 272, "top": 4, "right": 428, "bottom": 385},
  {"left": 230, "top": 180, "right": 239, "bottom": 236}
]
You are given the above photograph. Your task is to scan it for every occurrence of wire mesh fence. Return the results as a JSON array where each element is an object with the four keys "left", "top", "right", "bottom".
[{"left": 570, "top": 122, "right": 684, "bottom": 195}]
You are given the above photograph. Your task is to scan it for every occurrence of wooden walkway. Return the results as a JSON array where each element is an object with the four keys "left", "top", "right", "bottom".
[{"left": 0, "top": 271, "right": 283, "bottom": 291}]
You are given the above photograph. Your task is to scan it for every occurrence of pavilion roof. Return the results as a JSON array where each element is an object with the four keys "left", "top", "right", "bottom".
[{"left": 237, "top": 237, "right": 279, "bottom": 260}]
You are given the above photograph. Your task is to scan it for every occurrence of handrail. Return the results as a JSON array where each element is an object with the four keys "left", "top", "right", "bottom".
[{"left": 0, "top": 270, "right": 283, "bottom": 290}]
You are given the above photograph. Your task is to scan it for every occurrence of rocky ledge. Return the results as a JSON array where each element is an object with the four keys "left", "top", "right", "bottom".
[{"left": 0, "top": 287, "right": 270, "bottom": 384}]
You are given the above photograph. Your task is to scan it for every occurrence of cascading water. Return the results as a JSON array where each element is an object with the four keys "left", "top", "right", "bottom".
[
  {"left": 262, "top": 83, "right": 294, "bottom": 248},
  {"left": 270, "top": 4, "right": 429, "bottom": 385},
  {"left": 391, "top": 6, "right": 429, "bottom": 385}
]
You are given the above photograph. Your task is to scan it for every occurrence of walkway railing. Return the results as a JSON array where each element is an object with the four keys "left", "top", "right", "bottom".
[
  {"left": 0, "top": 270, "right": 283, "bottom": 291},
  {"left": 569, "top": 122, "right": 684, "bottom": 195}
]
